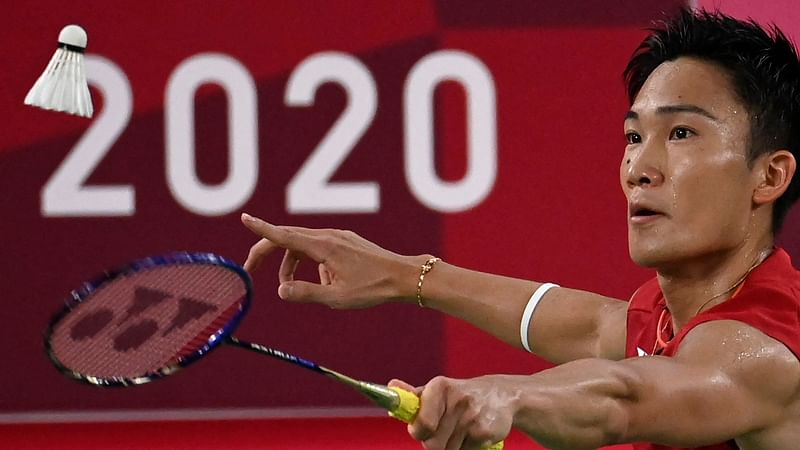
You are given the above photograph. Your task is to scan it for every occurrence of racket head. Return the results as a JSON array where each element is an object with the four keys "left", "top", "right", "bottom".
[{"left": 44, "top": 252, "right": 252, "bottom": 387}]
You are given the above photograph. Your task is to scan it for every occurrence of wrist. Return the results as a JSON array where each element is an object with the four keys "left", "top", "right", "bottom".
[
  {"left": 393, "top": 254, "right": 438, "bottom": 303},
  {"left": 491, "top": 374, "right": 527, "bottom": 428},
  {"left": 415, "top": 256, "right": 442, "bottom": 307}
]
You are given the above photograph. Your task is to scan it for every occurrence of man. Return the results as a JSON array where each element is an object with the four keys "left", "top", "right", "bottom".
[{"left": 241, "top": 9, "right": 800, "bottom": 450}]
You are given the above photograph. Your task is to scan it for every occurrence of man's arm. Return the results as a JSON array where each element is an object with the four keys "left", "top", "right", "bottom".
[
  {"left": 241, "top": 214, "right": 628, "bottom": 363},
  {"left": 405, "top": 320, "right": 800, "bottom": 449}
]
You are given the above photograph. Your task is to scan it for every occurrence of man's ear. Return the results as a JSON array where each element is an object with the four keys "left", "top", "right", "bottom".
[{"left": 753, "top": 150, "right": 796, "bottom": 205}]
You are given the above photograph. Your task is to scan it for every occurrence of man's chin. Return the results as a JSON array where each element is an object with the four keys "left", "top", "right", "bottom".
[
  {"left": 630, "top": 255, "right": 661, "bottom": 268},
  {"left": 629, "top": 246, "right": 673, "bottom": 268}
]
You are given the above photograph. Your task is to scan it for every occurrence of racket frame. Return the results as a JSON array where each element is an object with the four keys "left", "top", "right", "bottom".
[{"left": 43, "top": 252, "right": 253, "bottom": 387}]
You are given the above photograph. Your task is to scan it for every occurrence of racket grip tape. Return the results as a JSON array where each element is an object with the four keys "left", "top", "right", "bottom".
[{"left": 387, "top": 386, "right": 505, "bottom": 450}]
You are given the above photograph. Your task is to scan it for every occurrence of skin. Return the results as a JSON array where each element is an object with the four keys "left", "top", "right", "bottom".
[{"left": 241, "top": 57, "right": 800, "bottom": 449}]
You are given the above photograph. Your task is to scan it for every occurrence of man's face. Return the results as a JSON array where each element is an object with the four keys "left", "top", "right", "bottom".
[{"left": 621, "top": 57, "right": 759, "bottom": 268}]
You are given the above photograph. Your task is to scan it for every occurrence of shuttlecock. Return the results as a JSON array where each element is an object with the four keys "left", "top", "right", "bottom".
[{"left": 24, "top": 24, "right": 93, "bottom": 118}]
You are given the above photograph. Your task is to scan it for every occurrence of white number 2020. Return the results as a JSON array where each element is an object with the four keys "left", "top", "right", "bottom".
[{"left": 41, "top": 50, "right": 497, "bottom": 217}]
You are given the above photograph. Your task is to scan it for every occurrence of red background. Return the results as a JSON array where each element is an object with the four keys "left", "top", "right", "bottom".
[{"left": 2, "top": 1, "right": 798, "bottom": 448}]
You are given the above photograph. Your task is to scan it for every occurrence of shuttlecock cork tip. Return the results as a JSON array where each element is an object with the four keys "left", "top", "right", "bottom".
[{"left": 58, "top": 24, "right": 87, "bottom": 49}]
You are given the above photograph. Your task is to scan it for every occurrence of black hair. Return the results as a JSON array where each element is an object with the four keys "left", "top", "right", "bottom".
[{"left": 624, "top": 8, "right": 800, "bottom": 232}]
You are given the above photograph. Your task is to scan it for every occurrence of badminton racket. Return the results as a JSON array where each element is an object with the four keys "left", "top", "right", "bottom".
[{"left": 44, "top": 252, "right": 503, "bottom": 450}]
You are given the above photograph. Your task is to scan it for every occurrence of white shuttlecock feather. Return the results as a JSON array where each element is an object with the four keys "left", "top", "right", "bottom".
[{"left": 24, "top": 24, "right": 93, "bottom": 118}]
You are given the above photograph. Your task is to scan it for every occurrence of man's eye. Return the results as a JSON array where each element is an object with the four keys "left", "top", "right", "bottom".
[
  {"left": 670, "top": 127, "right": 694, "bottom": 140},
  {"left": 625, "top": 132, "right": 642, "bottom": 144}
]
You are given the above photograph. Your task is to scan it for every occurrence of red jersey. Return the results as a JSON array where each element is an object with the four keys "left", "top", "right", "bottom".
[{"left": 625, "top": 247, "right": 800, "bottom": 450}]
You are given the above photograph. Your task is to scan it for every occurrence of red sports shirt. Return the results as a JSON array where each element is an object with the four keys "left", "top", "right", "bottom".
[{"left": 624, "top": 248, "right": 800, "bottom": 450}]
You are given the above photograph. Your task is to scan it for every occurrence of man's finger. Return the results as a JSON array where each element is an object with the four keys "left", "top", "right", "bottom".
[
  {"left": 241, "top": 213, "right": 324, "bottom": 259},
  {"left": 420, "top": 394, "right": 464, "bottom": 450},
  {"left": 278, "top": 280, "right": 330, "bottom": 303},
  {"left": 319, "top": 264, "right": 331, "bottom": 285},
  {"left": 408, "top": 378, "right": 448, "bottom": 442},
  {"left": 388, "top": 379, "right": 422, "bottom": 395},
  {"left": 279, "top": 249, "right": 303, "bottom": 283},
  {"left": 443, "top": 416, "right": 468, "bottom": 450},
  {"left": 244, "top": 238, "right": 280, "bottom": 273}
]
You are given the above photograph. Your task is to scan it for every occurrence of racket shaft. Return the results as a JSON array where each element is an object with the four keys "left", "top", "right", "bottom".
[{"left": 227, "top": 336, "right": 324, "bottom": 374}]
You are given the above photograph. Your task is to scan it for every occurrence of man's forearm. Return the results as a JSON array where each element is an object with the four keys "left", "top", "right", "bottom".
[
  {"left": 409, "top": 259, "right": 539, "bottom": 349},
  {"left": 510, "top": 358, "right": 636, "bottom": 449},
  {"left": 407, "top": 258, "right": 627, "bottom": 361}
]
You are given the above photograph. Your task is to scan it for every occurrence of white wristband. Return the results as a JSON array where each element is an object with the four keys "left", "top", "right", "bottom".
[{"left": 520, "top": 283, "right": 559, "bottom": 353}]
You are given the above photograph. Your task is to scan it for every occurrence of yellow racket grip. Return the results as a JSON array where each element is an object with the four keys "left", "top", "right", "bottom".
[{"left": 387, "top": 386, "right": 505, "bottom": 450}]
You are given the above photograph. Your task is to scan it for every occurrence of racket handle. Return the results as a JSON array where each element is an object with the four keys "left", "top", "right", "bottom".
[{"left": 387, "top": 386, "right": 505, "bottom": 450}]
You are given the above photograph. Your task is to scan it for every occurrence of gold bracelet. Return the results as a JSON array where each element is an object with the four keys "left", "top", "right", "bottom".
[{"left": 416, "top": 257, "right": 441, "bottom": 307}]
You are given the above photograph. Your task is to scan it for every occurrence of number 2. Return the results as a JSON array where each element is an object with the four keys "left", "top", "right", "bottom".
[{"left": 41, "top": 55, "right": 134, "bottom": 217}]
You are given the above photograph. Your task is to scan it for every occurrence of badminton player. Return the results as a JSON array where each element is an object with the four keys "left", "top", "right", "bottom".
[{"left": 242, "top": 9, "right": 800, "bottom": 450}]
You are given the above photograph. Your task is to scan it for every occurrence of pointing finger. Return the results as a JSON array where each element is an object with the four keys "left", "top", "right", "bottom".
[{"left": 241, "top": 213, "right": 325, "bottom": 260}]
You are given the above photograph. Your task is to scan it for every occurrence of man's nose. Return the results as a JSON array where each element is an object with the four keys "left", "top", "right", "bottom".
[{"left": 624, "top": 144, "right": 664, "bottom": 188}]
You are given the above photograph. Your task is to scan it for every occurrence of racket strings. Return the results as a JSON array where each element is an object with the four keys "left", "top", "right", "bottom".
[
  {"left": 49, "top": 265, "right": 246, "bottom": 379},
  {"left": 175, "top": 300, "right": 242, "bottom": 359}
]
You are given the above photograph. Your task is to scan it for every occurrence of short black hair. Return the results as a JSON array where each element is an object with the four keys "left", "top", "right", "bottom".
[{"left": 624, "top": 8, "right": 800, "bottom": 232}]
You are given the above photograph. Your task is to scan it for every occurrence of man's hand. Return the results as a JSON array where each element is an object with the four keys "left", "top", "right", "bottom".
[
  {"left": 241, "top": 213, "right": 423, "bottom": 308},
  {"left": 389, "top": 376, "right": 515, "bottom": 450}
]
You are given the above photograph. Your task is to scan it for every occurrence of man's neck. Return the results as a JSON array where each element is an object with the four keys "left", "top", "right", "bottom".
[{"left": 656, "top": 240, "right": 774, "bottom": 332}]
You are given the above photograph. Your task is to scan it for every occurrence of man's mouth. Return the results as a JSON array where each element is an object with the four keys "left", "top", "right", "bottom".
[
  {"left": 629, "top": 204, "right": 666, "bottom": 223},
  {"left": 632, "top": 207, "right": 658, "bottom": 217}
]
